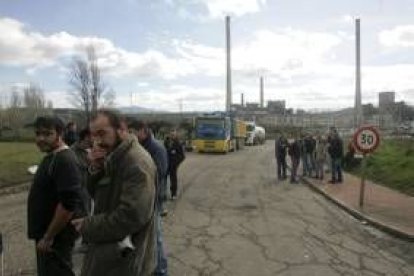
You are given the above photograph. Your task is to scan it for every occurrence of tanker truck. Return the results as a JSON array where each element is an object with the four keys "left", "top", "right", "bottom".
[{"left": 245, "top": 122, "right": 266, "bottom": 145}]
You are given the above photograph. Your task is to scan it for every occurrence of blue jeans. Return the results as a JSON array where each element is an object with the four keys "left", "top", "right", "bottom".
[
  {"left": 305, "top": 153, "right": 315, "bottom": 176},
  {"left": 155, "top": 211, "right": 168, "bottom": 276},
  {"left": 331, "top": 158, "right": 343, "bottom": 182}
]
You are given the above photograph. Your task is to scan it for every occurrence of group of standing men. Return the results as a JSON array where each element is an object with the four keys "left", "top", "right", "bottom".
[
  {"left": 27, "top": 110, "right": 185, "bottom": 276},
  {"left": 275, "top": 129, "right": 344, "bottom": 184}
]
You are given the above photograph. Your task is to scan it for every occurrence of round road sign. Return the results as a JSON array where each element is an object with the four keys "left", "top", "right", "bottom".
[{"left": 353, "top": 125, "right": 380, "bottom": 154}]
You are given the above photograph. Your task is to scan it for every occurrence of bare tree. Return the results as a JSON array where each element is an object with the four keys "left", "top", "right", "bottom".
[
  {"left": 23, "top": 84, "right": 50, "bottom": 119},
  {"left": 47, "top": 100, "right": 54, "bottom": 110},
  {"left": 0, "top": 90, "right": 5, "bottom": 137},
  {"left": 68, "top": 45, "right": 116, "bottom": 125},
  {"left": 7, "top": 89, "right": 23, "bottom": 138}
]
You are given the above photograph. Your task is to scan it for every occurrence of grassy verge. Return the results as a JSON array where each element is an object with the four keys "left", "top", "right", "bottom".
[
  {"left": 349, "top": 139, "right": 414, "bottom": 197},
  {"left": 0, "top": 142, "right": 43, "bottom": 187}
]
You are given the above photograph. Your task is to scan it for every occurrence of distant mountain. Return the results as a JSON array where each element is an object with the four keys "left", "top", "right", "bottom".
[{"left": 117, "top": 105, "right": 168, "bottom": 114}]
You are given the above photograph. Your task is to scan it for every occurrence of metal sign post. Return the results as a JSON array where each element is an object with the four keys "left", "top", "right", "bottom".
[
  {"left": 353, "top": 126, "right": 380, "bottom": 209},
  {"left": 359, "top": 153, "right": 367, "bottom": 207},
  {"left": 0, "top": 233, "right": 3, "bottom": 276}
]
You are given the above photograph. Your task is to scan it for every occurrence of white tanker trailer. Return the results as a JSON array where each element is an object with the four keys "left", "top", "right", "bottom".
[{"left": 245, "top": 122, "right": 266, "bottom": 145}]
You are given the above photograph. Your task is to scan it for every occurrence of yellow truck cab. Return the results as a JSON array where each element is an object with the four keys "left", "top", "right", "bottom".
[{"left": 193, "top": 113, "right": 246, "bottom": 153}]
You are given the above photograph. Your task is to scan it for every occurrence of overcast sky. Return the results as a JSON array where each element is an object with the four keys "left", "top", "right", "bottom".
[{"left": 1, "top": 0, "right": 414, "bottom": 112}]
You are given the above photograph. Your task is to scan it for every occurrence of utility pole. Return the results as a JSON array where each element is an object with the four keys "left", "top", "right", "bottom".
[
  {"left": 179, "top": 98, "right": 183, "bottom": 118},
  {"left": 241, "top": 93, "right": 244, "bottom": 107},
  {"left": 354, "top": 18, "right": 363, "bottom": 128},
  {"left": 260, "top": 76, "right": 264, "bottom": 108},
  {"left": 225, "top": 16, "right": 232, "bottom": 113},
  {"left": 130, "top": 91, "right": 133, "bottom": 106}
]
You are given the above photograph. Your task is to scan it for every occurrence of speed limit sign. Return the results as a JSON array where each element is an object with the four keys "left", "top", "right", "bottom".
[{"left": 353, "top": 126, "right": 380, "bottom": 154}]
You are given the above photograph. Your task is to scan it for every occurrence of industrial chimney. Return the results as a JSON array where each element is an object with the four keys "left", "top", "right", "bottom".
[
  {"left": 225, "top": 16, "right": 232, "bottom": 112},
  {"left": 354, "top": 18, "right": 363, "bottom": 128}
]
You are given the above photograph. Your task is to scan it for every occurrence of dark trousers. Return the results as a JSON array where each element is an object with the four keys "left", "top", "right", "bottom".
[
  {"left": 276, "top": 156, "right": 287, "bottom": 179},
  {"left": 35, "top": 233, "right": 76, "bottom": 276},
  {"left": 168, "top": 165, "right": 179, "bottom": 197},
  {"left": 331, "top": 158, "right": 343, "bottom": 182},
  {"left": 290, "top": 157, "right": 300, "bottom": 183}
]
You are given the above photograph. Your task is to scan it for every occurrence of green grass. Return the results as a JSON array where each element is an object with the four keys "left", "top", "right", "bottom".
[
  {"left": 0, "top": 142, "right": 43, "bottom": 186},
  {"left": 358, "top": 139, "right": 414, "bottom": 196}
]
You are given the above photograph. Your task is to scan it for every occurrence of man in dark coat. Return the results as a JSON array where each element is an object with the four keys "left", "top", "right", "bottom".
[
  {"left": 70, "top": 128, "right": 93, "bottom": 216},
  {"left": 129, "top": 120, "right": 169, "bottom": 276},
  {"left": 71, "top": 110, "right": 157, "bottom": 276},
  {"left": 64, "top": 122, "right": 78, "bottom": 147},
  {"left": 288, "top": 135, "right": 301, "bottom": 184},
  {"left": 303, "top": 134, "right": 316, "bottom": 177},
  {"left": 275, "top": 134, "right": 288, "bottom": 180},
  {"left": 328, "top": 129, "right": 344, "bottom": 184},
  {"left": 28, "top": 116, "right": 83, "bottom": 276},
  {"left": 164, "top": 131, "right": 185, "bottom": 199}
]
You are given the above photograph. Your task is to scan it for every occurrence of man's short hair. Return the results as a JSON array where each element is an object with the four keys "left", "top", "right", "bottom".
[
  {"left": 128, "top": 120, "right": 148, "bottom": 132},
  {"left": 92, "top": 109, "right": 125, "bottom": 129},
  {"left": 79, "top": 128, "right": 91, "bottom": 141},
  {"left": 34, "top": 116, "right": 65, "bottom": 135}
]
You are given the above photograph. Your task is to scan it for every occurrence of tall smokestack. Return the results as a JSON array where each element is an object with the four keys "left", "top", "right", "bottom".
[
  {"left": 241, "top": 93, "right": 244, "bottom": 107},
  {"left": 354, "top": 18, "right": 363, "bottom": 127},
  {"left": 260, "top": 76, "right": 264, "bottom": 108},
  {"left": 225, "top": 16, "right": 232, "bottom": 112}
]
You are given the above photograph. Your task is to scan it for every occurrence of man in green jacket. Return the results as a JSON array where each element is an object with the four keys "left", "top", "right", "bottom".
[{"left": 72, "top": 110, "right": 157, "bottom": 276}]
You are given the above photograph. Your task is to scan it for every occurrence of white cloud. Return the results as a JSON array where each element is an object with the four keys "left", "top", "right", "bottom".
[
  {"left": 0, "top": 16, "right": 342, "bottom": 83},
  {"left": 201, "top": 0, "right": 267, "bottom": 18},
  {"left": 0, "top": 17, "right": 195, "bottom": 79},
  {"left": 232, "top": 29, "right": 342, "bottom": 77},
  {"left": 379, "top": 25, "right": 414, "bottom": 48},
  {"left": 171, "top": 28, "right": 344, "bottom": 81},
  {"left": 340, "top": 14, "right": 355, "bottom": 24},
  {"left": 169, "top": 0, "right": 267, "bottom": 20},
  {"left": 118, "top": 85, "right": 224, "bottom": 112},
  {"left": 2, "top": 16, "right": 414, "bottom": 111}
]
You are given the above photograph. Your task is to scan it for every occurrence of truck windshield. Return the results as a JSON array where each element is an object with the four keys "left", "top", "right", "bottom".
[
  {"left": 196, "top": 120, "right": 226, "bottom": 139},
  {"left": 246, "top": 125, "right": 255, "bottom": 132}
]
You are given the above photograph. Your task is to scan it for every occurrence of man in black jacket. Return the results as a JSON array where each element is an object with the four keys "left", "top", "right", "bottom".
[
  {"left": 275, "top": 134, "right": 288, "bottom": 180},
  {"left": 328, "top": 130, "right": 344, "bottom": 184},
  {"left": 164, "top": 131, "right": 185, "bottom": 199},
  {"left": 288, "top": 135, "right": 301, "bottom": 184},
  {"left": 28, "top": 116, "right": 82, "bottom": 276},
  {"left": 70, "top": 128, "right": 93, "bottom": 216},
  {"left": 64, "top": 122, "right": 78, "bottom": 146}
]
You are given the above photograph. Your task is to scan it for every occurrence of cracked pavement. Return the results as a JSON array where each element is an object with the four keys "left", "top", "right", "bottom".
[
  {"left": 163, "top": 142, "right": 414, "bottom": 276},
  {"left": 0, "top": 142, "right": 413, "bottom": 275}
]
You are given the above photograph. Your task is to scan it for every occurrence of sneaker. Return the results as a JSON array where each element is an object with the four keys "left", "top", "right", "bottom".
[
  {"left": 329, "top": 180, "right": 336, "bottom": 184},
  {"left": 171, "top": 195, "right": 177, "bottom": 201}
]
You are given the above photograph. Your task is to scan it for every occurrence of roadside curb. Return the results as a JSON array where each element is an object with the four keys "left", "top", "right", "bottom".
[
  {"left": 0, "top": 182, "right": 30, "bottom": 197},
  {"left": 301, "top": 177, "right": 414, "bottom": 242}
]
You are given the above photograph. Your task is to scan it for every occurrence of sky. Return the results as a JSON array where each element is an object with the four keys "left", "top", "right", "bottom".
[{"left": 0, "top": 0, "right": 414, "bottom": 112}]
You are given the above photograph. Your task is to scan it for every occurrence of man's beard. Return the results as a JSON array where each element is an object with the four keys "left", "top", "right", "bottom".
[
  {"left": 37, "top": 136, "right": 60, "bottom": 153},
  {"left": 98, "top": 133, "right": 123, "bottom": 153}
]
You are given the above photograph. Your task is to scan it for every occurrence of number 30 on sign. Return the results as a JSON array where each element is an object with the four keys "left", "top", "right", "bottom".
[{"left": 353, "top": 126, "right": 380, "bottom": 154}]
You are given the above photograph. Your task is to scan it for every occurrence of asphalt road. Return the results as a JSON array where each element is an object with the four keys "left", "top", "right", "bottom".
[{"left": 0, "top": 141, "right": 413, "bottom": 275}]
